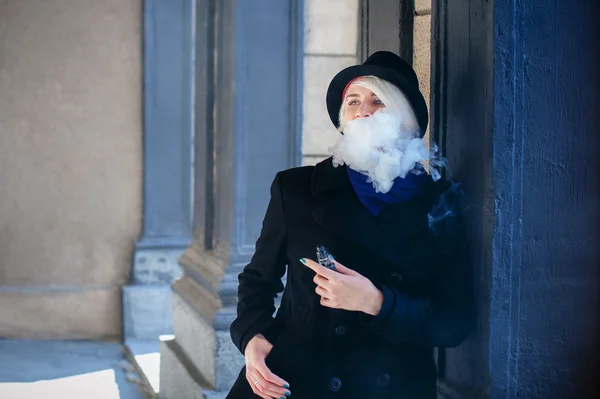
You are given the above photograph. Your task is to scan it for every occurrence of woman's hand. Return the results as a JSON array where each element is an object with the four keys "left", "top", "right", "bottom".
[
  {"left": 244, "top": 334, "right": 291, "bottom": 399},
  {"left": 300, "top": 256, "right": 384, "bottom": 316}
]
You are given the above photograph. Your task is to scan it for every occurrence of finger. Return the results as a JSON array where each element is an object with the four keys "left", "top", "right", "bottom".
[
  {"left": 253, "top": 386, "right": 271, "bottom": 399},
  {"left": 251, "top": 387, "right": 270, "bottom": 399},
  {"left": 313, "top": 274, "right": 331, "bottom": 287},
  {"left": 248, "top": 349, "right": 289, "bottom": 389},
  {"left": 315, "top": 285, "right": 330, "bottom": 298},
  {"left": 263, "top": 384, "right": 290, "bottom": 399},
  {"left": 256, "top": 362, "right": 291, "bottom": 395},
  {"left": 246, "top": 372, "right": 271, "bottom": 399},
  {"left": 250, "top": 370, "right": 286, "bottom": 399},
  {"left": 259, "top": 377, "right": 291, "bottom": 399},
  {"left": 329, "top": 256, "right": 358, "bottom": 275},
  {"left": 256, "top": 360, "right": 290, "bottom": 387},
  {"left": 300, "top": 258, "right": 336, "bottom": 278},
  {"left": 320, "top": 296, "right": 336, "bottom": 308}
]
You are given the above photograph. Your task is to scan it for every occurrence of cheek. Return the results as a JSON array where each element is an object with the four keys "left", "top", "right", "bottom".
[{"left": 341, "top": 105, "right": 355, "bottom": 123}]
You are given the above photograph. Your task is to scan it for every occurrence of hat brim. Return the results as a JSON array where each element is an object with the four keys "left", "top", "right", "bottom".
[{"left": 326, "top": 64, "right": 429, "bottom": 135}]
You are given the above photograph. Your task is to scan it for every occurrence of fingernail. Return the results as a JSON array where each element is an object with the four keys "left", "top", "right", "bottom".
[
  {"left": 329, "top": 254, "right": 335, "bottom": 261},
  {"left": 299, "top": 258, "right": 306, "bottom": 264},
  {"left": 283, "top": 384, "right": 290, "bottom": 389},
  {"left": 285, "top": 392, "right": 291, "bottom": 397},
  {"left": 280, "top": 397, "right": 286, "bottom": 399}
]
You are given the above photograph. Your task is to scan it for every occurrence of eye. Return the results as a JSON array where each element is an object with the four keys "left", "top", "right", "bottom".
[
  {"left": 347, "top": 100, "right": 360, "bottom": 106},
  {"left": 374, "top": 99, "right": 384, "bottom": 105}
]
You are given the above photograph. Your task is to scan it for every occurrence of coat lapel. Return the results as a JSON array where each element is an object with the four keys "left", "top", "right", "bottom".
[{"left": 311, "top": 158, "right": 431, "bottom": 267}]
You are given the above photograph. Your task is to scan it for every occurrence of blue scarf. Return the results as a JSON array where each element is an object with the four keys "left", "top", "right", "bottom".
[{"left": 346, "top": 166, "right": 430, "bottom": 216}]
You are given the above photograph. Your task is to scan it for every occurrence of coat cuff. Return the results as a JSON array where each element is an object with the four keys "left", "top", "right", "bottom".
[
  {"left": 239, "top": 316, "right": 277, "bottom": 355},
  {"left": 360, "top": 284, "right": 395, "bottom": 331}
]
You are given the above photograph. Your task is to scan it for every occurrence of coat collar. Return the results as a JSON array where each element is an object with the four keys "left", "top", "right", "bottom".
[
  {"left": 311, "top": 157, "right": 352, "bottom": 195},
  {"left": 310, "top": 157, "right": 435, "bottom": 267}
]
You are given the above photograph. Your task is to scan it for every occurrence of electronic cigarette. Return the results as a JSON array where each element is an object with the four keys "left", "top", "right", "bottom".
[{"left": 316, "top": 245, "right": 336, "bottom": 271}]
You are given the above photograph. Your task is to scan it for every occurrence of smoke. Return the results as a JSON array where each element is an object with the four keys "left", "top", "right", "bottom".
[
  {"left": 330, "top": 108, "right": 446, "bottom": 193},
  {"left": 329, "top": 108, "right": 464, "bottom": 237},
  {"left": 428, "top": 182, "right": 465, "bottom": 236}
]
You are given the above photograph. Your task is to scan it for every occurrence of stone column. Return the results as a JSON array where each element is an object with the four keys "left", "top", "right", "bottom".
[
  {"left": 159, "top": 1, "right": 304, "bottom": 398},
  {"left": 123, "top": 0, "right": 194, "bottom": 344}
]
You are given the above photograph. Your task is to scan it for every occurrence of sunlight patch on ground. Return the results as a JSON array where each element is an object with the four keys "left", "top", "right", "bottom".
[
  {"left": 0, "top": 369, "right": 121, "bottom": 399},
  {"left": 135, "top": 352, "right": 160, "bottom": 393}
]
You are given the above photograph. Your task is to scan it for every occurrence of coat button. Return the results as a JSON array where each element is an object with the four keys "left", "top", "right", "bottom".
[
  {"left": 328, "top": 377, "right": 342, "bottom": 392},
  {"left": 389, "top": 271, "right": 403, "bottom": 282},
  {"left": 376, "top": 373, "right": 390, "bottom": 387},
  {"left": 334, "top": 324, "right": 347, "bottom": 336}
]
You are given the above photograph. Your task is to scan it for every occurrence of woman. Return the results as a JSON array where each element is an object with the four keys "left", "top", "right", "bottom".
[{"left": 227, "top": 51, "right": 476, "bottom": 399}]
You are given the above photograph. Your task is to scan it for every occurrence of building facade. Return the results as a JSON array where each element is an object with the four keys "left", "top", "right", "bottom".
[
  {"left": 1, "top": 0, "right": 143, "bottom": 340},
  {"left": 1, "top": 0, "right": 597, "bottom": 398}
]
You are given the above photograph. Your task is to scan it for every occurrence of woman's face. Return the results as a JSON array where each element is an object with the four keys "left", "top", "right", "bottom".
[{"left": 340, "top": 84, "right": 386, "bottom": 125}]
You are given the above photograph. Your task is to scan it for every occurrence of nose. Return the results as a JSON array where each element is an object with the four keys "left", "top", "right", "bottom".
[{"left": 355, "top": 103, "right": 375, "bottom": 119}]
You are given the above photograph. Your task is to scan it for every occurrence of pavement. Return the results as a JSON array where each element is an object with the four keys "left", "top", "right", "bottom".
[{"left": 0, "top": 339, "right": 147, "bottom": 399}]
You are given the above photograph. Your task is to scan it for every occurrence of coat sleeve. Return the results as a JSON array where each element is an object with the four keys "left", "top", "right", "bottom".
[
  {"left": 360, "top": 194, "right": 476, "bottom": 348},
  {"left": 230, "top": 172, "right": 288, "bottom": 355}
]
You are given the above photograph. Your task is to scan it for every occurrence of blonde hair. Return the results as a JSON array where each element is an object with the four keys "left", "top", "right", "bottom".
[{"left": 337, "top": 75, "right": 419, "bottom": 132}]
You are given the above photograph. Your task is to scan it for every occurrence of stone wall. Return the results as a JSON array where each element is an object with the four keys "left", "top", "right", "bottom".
[
  {"left": 0, "top": 0, "right": 142, "bottom": 339},
  {"left": 301, "top": 0, "right": 359, "bottom": 166},
  {"left": 414, "top": 0, "right": 432, "bottom": 142}
]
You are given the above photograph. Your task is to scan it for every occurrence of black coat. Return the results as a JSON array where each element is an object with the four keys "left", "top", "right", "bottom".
[{"left": 227, "top": 157, "right": 475, "bottom": 399}]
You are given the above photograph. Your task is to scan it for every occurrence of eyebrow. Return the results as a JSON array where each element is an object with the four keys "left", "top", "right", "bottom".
[{"left": 345, "top": 92, "right": 379, "bottom": 100}]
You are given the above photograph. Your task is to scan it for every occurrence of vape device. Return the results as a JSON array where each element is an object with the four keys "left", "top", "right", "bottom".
[{"left": 316, "top": 245, "right": 336, "bottom": 271}]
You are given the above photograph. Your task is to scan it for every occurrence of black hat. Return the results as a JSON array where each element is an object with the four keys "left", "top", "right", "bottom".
[{"left": 326, "top": 51, "right": 428, "bottom": 135}]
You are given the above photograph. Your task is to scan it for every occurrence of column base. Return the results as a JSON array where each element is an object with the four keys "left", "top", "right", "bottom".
[{"left": 123, "top": 285, "right": 173, "bottom": 340}]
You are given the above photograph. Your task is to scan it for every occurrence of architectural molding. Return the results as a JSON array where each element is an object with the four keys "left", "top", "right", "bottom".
[
  {"left": 124, "top": 0, "right": 195, "bottom": 341},
  {"left": 160, "top": 0, "right": 304, "bottom": 396},
  {"left": 140, "top": 0, "right": 194, "bottom": 244}
]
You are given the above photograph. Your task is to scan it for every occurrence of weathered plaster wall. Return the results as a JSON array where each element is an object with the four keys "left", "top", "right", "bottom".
[
  {"left": 0, "top": 0, "right": 142, "bottom": 338},
  {"left": 413, "top": 0, "right": 431, "bottom": 142},
  {"left": 433, "top": 0, "right": 599, "bottom": 397},
  {"left": 302, "top": 0, "right": 358, "bottom": 166},
  {"left": 489, "top": 1, "right": 599, "bottom": 396}
]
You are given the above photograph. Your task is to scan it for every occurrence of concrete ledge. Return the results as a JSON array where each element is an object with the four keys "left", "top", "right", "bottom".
[
  {"left": 171, "top": 286, "right": 245, "bottom": 392},
  {"left": 123, "top": 285, "right": 173, "bottom": 340},
  {"left": 159, "top": 337, "right": 213, "bottom": 399},
  {"left": 172, "top": 283, "right": 217, "bottom": 387},
  {"left": 124, "top": 339, "right": 162, "bottom": 398}
]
